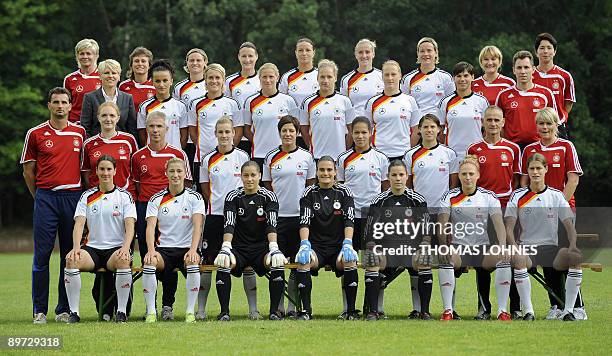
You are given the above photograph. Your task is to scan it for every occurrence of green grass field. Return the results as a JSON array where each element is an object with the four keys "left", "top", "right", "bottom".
[{"left": 0, "top": 252, "right": 611, "bottom": 355}]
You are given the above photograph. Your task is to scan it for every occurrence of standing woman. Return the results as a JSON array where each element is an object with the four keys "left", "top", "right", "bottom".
[
  {"left": 141, "top": 158, "right": 205, "bottom": 323},
  {"left": 300, "top": 59, "right": 355, "bottom": 160},
  {"left": 64, "top": 38, "right": 101, "bottom": 123},
  {"left": 340, "top": 39, "right": 384, "bottom": 117},
  {"left": 262, "top": 115, "right": 316, "bottom": 317},
  {"left": 119, "top": 47, "right": 156, "bottom": 112},
  {"left": 472, "top": 45, "right": 515, "bottom": 106},
  {"left": 64, "top": 156, "right": 136, "bottom": 323},
  {"left": 244, "top": 63, "right": 299, "bottom": 168},
  {"left": 365, "top": 60, "right": 421, "bottom": 160},
  {"left": 80, "top": 59, "right": 137, "bottom": 138},
  {"left": 197, "top": 117, "right": 249, "bottom": 320},
  {"left": 137, "top": 60, "right": 188, "bottom": 149},
  {"left": 279, "top": 38, "right": 319, "bottom": 108}
]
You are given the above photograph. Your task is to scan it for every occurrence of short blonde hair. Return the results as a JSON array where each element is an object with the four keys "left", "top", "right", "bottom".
[
  {"left": 355, "top": 38, "right": 376, "bottom": 52},
  {"left": 74, "top": 38, "right": 99, "bottom": 67},
  {"left": 165, "top": 157, "right": 185, "bottom": 170},
  {"left": 318, "top": 59, "right": 338, "bottom": 78},
  {"left": 145, "top": 111, "right": 167, "bottom": 126},
  {"left": 97, "top": 102, "right": 120, "bottom": 118},
  {"left": 535, "top": 107, "right": 559, "bottom": 137},
  {"left": 382, "top": 60, "right": 402, "bottom": 75},
  {"left": 460, "top": 154, "right": 480, "bottom": 172},
  {"left": 416, "top": 37, "right": 439, "bottom": 64},
  {"left": 258, "top": 63, "right": 280, "bottom": 79},
  {"left": 183, "top": 48, "right": 208, "bottom": 73},
  {"left": 204, "top": 63, "right": 226, "bottom": 80},
  {"left": 215, "top": 116, "right": 234, "bottom": 131},
  {"left": 478, "top": 45, "right": 503, "bottom": 70},
  {"left": 98, "top": 59, "right": 121, "bottom": 75}
]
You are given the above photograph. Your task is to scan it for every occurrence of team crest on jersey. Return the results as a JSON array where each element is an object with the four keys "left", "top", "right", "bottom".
[
  {"left": 274, "top": 164, "right": 282, "bottom": 171},
  {"left": 45, "top": 140, "right": 53, "bottom": 148},
  {"left": 352, "top": 87, "right": 359, "bottom": 93},
  {"left": 161, "top": 207, "right": 169, "bottom": 215},
  {"left": 348, "top": 165, "right": 356, "bottom": 172},
  {"left": 141, "top": 165, "right": 148, "bottom": 173},
  {"left": 384, "top": 209, "right": 392, "bottom": 218},
  {"left": 76, "top": 85, "right": 84, "bottom": 93},
  {"left": 93, "top": 151, "right": 101, "bottom": 158},
  {"left": 118, "top": 147, "right": 126, "bottom": 155},
  {"left": 510, "top": 101, "right": 518, "bottom": 108},
  {"left": 256, "top": 207, "right": 264, "bottom": 216},
  {"left": 112, "top": 204, "right": 121, "bottom": 217},
  {"left": 183, "top": 94, "right": 190, "bottom": 101},
  {"left": 378, "top": 107, "right": 386, "bottom": 115},
  {"left": 290, "top": 84, "right": 298, "bottom": 92},
  {"left": 91, "top": 204, "right": 99, "bottom": 214},
  {"left": 553, "top": 154, "right": 561, "bottom": 162},
  {"left": 73, "top": 139, "right": 80, "bottom": 147},
  {"left": 278, "top": 107, "right": 287, "bottom": 115},
  {"left": 200, "top": 111, "right": 207, "bottom": 119},
  {"left": 479, "top": 156, "right": 486, "bottom": 163},
  {"left": 405, "top": 208, "right": 413, "bottom": 217},
  {"left": 552, "top": 81, "right": 560, "bottom": 89},
  {"left": 314, "top": 109, "right": 321, "bottom": 116},
  {"left": 413, "top": 85, "right": 422, "bottom": 93},
  {"left": 238, "top": 208, "right": 245, "bottom": 215},
  {"left": 313, "top": 202, "right": 321, "bottom": 210},
  {"left": 417, "top": 161, "right": 425, "bottom": 168},
  {"left": 449, "top": 110, "right": 458, "bottom": 117},
  {"left": 256, "top": 109, "right": 264, "bottom": 116},
  {"left": 333, "top": 201, "right": 341, "bottom": 209},
  {"left": 212, "top": 166, "right": 220, "bottom": 174},
  {"left": 500, "top": 153, "right": 508, "bottom": 161},
  {"left": 533, "top": 99, "right": 541, "bottom": 107}
]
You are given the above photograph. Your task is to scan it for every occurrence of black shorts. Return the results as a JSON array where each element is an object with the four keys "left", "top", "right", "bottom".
[
  {"left": 352, "top": 217, "right": 365, "bottom": 251},
  {"left": 530, "top": 245, "right": 560, "bottom": 268},
  {"left": 277, "top": 217, "right": 300, "bottom": 261},
  {"left": 202, "top": 215, "right": 224, "bottom": 264},
  {"left": 231, "top": 243, "right": 269, "bottom": 278},
  {"left": 456, "top": 245, "right": 486, "bottom": 268},
  {"left": 237, "top": 139, "right": 252, "bottom": 156},
  {"left": 252, "top": 157, "right": 265, "bottom": 173},
  {"left": 82, "top": 245, "right": 121, "bottom": 270},
  {"left": 157, "top": 247, "right": 192, "bottom": 274},
  {"left": 311, "top": 243, "right": 342, "bottom": 277}
]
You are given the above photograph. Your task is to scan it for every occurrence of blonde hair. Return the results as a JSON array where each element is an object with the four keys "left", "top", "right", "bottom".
[
  {"left": 204, "top": 63, "right": 226, "bottom": 80},
  {"left": 97, "top": 102, "right": 120, "bottom": 117},
  {"left": 215, "top": 116, "right": 234, "bottom": 131},
  {"left": 382, "top": 60, "right": 402, "bottom": 75},
  {"left": 74, "top": 38, "right": 99, "bottom": 67},
  {"left": 355, "top": 38, "right": 376, "bottom": 52},
  {"left": 318, "top": 59, "right": 338, "bottom": 78},
  {"left": 183, "top": 48, "right": 208, "bottom": 73},
  {"left": 478, "top": 45, "right": 503, "bottom": 70},
  {"left": 165, "top": 157, "right": 185, "bottom": 170},
  {"left": 527, "top": 152, "right": 548, "bottom": 168},
  {"left": 416, "top": 37, "right": 439, "bottom": 64},
  {"left": 258, "top": 63, "right": 280, "bottom": 79},
  {"left": 145, "top": 111, "right": 167, "bottom": 126},
  {"left": 98, "top": 59, "right": 121, "bottom": 75},
  {"left": 535, "top": 107, "right": 559, "bottom": 137},
  {"left": 460, "top": 155, "right": 480, "bottom": 172}
]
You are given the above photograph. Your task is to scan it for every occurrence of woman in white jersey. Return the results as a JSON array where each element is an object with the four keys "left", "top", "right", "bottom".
[
  {"left": 300, "top": 59, "right": 355, "bottom": 160},
  {"left": 505, "top": 153, "right": 583, "bottom": 321},
  {"left": 279, "top": 37, "right": 319, "bottom": 109},
  {"left": 364, "top": 60, "right": 421, "bottom": 160},
  {"left": 137, "top": 60, "right": 188, "bottom": 149},
  {"left": 340, "top": 39, "right": 384, "bottom": 117},
  {"left": 197, "top": 117, "right": 249, "bottom": 320},
  {"left": 244, "top": 63, "right": 298, "bottom": 169},
  {"left": 141, "top": 157, "right": 205, "bottom": 323},
  {"left": 437, "top": 155, "right": 511, "bottom": 321},
  {"left": 64, "top": 155, "right": 136, "bottom": 323},
  {"left": 263, "top": 115, "right": 316, "bottom": 317}
]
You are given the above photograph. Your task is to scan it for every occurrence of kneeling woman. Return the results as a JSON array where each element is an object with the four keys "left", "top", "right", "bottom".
[
  {"left": 437, "top": 155, "right": 511, "bottom": 321},
  {"left": 65, "top": 155, "right": 136, "bottom": 323},
  {"left": 142, "top": 158, "right": 205, "bottom": 323},
  {"left": 295, "top": 156, "right": 358, "bottom": 320}
]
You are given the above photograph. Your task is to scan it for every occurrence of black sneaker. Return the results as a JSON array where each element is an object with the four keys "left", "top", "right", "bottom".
[
  {"left": 452, "top": 311, "right": 462, "bottom": 320},
  {"left": 365, "top": 312, "right": 379, "bottom": 321},
  {"left": 562, "top": 312, "right": 576, "bottom": 321},
  {"left": 408, "top": 310, "right": 420, "bottom": 319},
  {"left": 511, "top": 311, "right": 523, "bottom": 320},
  {"left": 297, "top": 311, "right": 312, "bottom": 320},
  {"left": 420, "top": 312, "right": 432, "bottom": 320},
  {"left": 216, "top": 312, "right": 231, "bottom": 321},
  {"left": 269, "top": 311, "right": 284, "bottom": 321},
  {"left": 346, "top": 311, "right": 361, "bottom": 320},
  {"left": 474, "top": 311, "right": 491, "bottom": 320},
  {"left": 67, "top": 312, "right": 80, "bottom": 324},
  {"left": 377, "top": 311, "right": 389, "bottom": 320},
  {"left": 285, "top": 310, "right": 298, "bottom": 319},
  {"left": 523, "top": 312, "right": 535, "bottom": 321},
  {"left": 115, "top": 311, "right": 127, "bottom": 323},
  {"left": 337, "top": 311, "right": 348, "bottom": 320}
]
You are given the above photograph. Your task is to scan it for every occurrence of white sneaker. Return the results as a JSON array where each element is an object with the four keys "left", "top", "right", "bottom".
[
  {"left": 248, "top": 311, "right": 262, "bottom": 320},
  {"left": 573, "top": 307, "right": 588, "bottom": 320},
  {"left": 33, "top": 313, "right": 47, "bottom": 324},
  {"left": 545, "top": 306, "right": 562, "bottom": 320},
  {"left": 195, "top": 311, "right": 207, "bottom": 321},
  {"left": 55, "top": 312, "right": 70, "bottom": 323},
  {"left": 161, "top": 306, "right": 174, "bottom": 321},
  {"left": 102, "top": 313, "right": 112, "bottom": 322}
]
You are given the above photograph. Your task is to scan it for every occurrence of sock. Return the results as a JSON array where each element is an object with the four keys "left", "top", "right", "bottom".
[
  {"left": 115, "top": 268, "right": 132, "bottom": 314},
  {"left": 564, "top": 269, "right": 583, "bottom": 314},
  {"left": 543, "top": 267, "right": 564, "bottom": 307},
  {"left": 378, "top": 289, "right": 385, "bottom": 313},
  {"left": 476, "top": 267, "right": 492, "bottom": 313},
  {"left": 296, "top": 268, "right": 312, "bottom": 313},
  {"left": 64, "top": 268, "right": 81, "bottom": 315},
  {"left": 418, "top": 269, "right": 433, "bottom": 314},
  {"left": 343, "top": 267, "right": 358, "bottom": 313},
  {"left": 161, "top": 270, "right": 178, "bottom": 308},
  {"left": 438, "top": 265, "right": 455, "bottom": 311},
  {"left": 215, "top": 268, "right": 232, "bottom": 314},
  {"left": 198, "top": 272, "right": 212, "bottom": 314},
  {"left": 243, "top": 270, "right": 258, "bottom": 314},
  {"left": 364, "top": 271, "right": 380, "bottom": 313},
  {"left": 185, "top": 265, "right": 200, "bottom": 314},
  {"left": 509, "top": 271, "right": 521, "bottom": 313},
  {"left": 514, "top": 268, "right": 533, "bottom": 314},
  {"left": 494, "top": 262, "right": 511, "bottom": 315},
  {"left": 269, "top": 267, "right": 285, "bottom": 315},
  {"left": 410, "top": 274, "right": 421, "bottom": 312},
  {"left": 341, "top": 276, "right": 347, "bottom": 313},
  {"left": 285, "top": 270, "right": 297, "bottom": 313},
  {"left": 142, "top": 265, "right": 157, "bottom": 315}
]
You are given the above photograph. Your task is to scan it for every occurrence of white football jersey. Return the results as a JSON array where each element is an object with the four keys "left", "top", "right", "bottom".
[
  {"left": 337, "top": 147, "right": 389, "bottom": 218},
  {"left": 437, "top": 92, "right": 489, "bottom": 159},
  {"left": 505, "top": 186, "right": 574, "bottom": 246},
  {"left": 364, "top": 92, "right": 420, "bottom": 158},
  {"left": 299, "top": 91, "right": 355, "bottom": 159},
  {"left": 340, "top": 68, "right": 384, "bottom": 116},
  {"left": 224, "top": 72, "right": 261, "bottom": 108},
  {"left": 173, "top": 78, "right": 207, "bottom": 107},
  {"left": 200, "top": 147, "right": 249, "bottom": 215},
  {"left": 440, "top": 187, "right": 502, "bottom": 245},
  {"left": 146, "top": 187, "right": 206, "bottom": 248},
  {"left": 137, "top": 96, "right": 188, "bottom": 148},
  {"left": 188, "top": 94, "right": 241, "bottom": 161},
  {"left": 279, "top": 67, "right": 319, "bottom": 107},
  {"left": 403, "top": 144, "right": 459, "bottom": 209},
  {"left": 401, "top": 68, "right": 455, "bottom": 116},
  {"left": 74, "top": 187, "right": 136, "bottom": 250},
  {"left": 263, "top": 146, "right": 316, "bottom": 217},
  {"left": 243, "top": 91, "right": 299, "bottom": 158}
]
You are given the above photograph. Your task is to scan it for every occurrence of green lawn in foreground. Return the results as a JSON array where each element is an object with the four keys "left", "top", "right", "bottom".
[{"left": 0, "top": 252, "right": 610, "bottom": 355}]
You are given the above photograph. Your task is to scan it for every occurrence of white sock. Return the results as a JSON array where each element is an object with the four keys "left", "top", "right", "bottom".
[
  {"left": 243, "top": 270, "right": 258, "bottom": 313},
  {"left": 378, "top": 289, "right": 385, "bottom": 313},
  {"left": 142, "top": 265, "right": 157, "bottom": 315},
  {"left": 115, "top": 269, "right": 132, "bottom": 314},
  {"left": 494, "top": 262, "right": 511, "bottom": 315},
  {"left": 564, "top": 269, "right": 583, "bottom": 314},
  {"left": 198, "top": 272, "right": 212, "bottom": 314},
  {"left": 64, "top": 268, "right": 81, "bottom": 315},
  {"left": 186, "top": 265, "right": 200, "bottom": 314},
  {"left": 514, "top": 268, "right": 533, "bottom": 314},
  {"left": 285, "top": 271, "right": 296, "bottom": 313},
  {"left": 438, "top": 265, "right": 455, "bottom": 311},
  {"left": 410, "top": 274, "right": 421, "bottom": 311}
]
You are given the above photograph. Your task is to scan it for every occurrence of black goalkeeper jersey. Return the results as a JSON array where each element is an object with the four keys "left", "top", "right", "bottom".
[
  {"left": 223, "top": 186, "right": 279, "bottom": 247},
  {"left": 367, "top": 188, "right": 432, "bottom": 241},
  {"left": 299, "top": 183, "right": 355, "bottom": 247}
]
